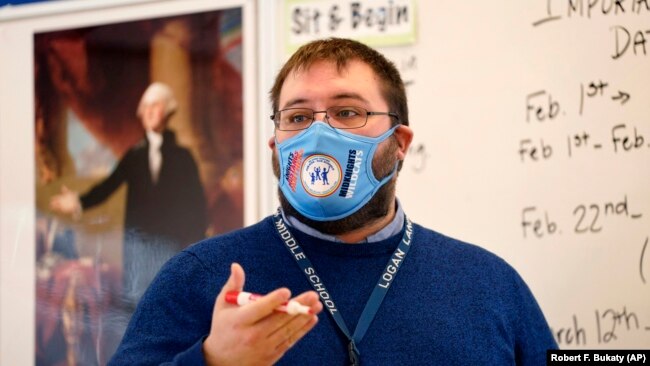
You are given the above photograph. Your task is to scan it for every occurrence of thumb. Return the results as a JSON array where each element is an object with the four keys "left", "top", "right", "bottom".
[
  {"left": 61, "top": 185, "right": 70, "bottom": 194},
  {"left": 216, "top": 263, "right": 245, "bottom": 307}
]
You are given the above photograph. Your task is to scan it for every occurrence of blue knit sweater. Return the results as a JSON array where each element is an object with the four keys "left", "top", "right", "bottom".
[{"left": 109, "top": 216, "right": 557, "bottom": 365}]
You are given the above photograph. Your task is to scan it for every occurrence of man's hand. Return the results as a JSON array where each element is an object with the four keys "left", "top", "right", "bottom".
[
  {"left": 49, "top": 185, "right": 82, "bottom": 219},
  {"left": 202, "top": 263, "right": 323, "bottom": 366}
]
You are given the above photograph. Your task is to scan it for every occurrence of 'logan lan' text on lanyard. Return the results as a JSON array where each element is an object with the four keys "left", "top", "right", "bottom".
[{"left": 378, "top": 220, "right": 412, "bottom": 288}]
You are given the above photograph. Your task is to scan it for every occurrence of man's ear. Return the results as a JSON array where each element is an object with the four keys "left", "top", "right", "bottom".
[
  {"left": 268, "top": 136, "right": 276, "bottom": 150},
  {"left": 394, "top": 125, "right": 413, "bottom": 161}
]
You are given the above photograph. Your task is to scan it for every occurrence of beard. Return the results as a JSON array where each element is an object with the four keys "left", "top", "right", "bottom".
[{"left": 272, "top": 135, "right": 399, "bottom": 235}]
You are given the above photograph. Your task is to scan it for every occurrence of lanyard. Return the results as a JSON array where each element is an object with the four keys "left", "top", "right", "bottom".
[{"left": 273, "top": 209, "right": 414, "bottom": 366}]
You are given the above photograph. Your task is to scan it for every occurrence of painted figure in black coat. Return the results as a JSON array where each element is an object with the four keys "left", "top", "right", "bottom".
[{"left": 51, "top": 82, "right": 206, "bottom": 306}]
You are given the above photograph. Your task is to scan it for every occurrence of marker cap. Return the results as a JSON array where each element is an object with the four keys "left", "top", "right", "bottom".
[{"left": 225, "top": 291, "right": 240, "bottom": 304}]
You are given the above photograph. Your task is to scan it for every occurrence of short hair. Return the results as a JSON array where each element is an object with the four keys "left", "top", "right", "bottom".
[
  {"left": 137, "top": 82, "right": 178, "bottom": 118},
  {"left": 270, "top": 38, "right": 408, "bottom": 127}
]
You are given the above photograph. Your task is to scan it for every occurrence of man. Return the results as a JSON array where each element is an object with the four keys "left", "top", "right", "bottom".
[
  {"left": 50, "top": 82, "right": 206, "bottom": 306},
  {"left": 109, "top": 39, "right": 556, "bottom": 365}
]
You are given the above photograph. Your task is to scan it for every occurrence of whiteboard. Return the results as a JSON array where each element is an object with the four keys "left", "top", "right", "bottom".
[
  {"left": 379, "top": 1, "right": 650, "bottom": 349},
  {"left": 272, "top": 0, "right": 650, "bottom": 349}
]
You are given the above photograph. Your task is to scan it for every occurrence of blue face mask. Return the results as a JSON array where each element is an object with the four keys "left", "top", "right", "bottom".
[{"left": 276, "top": 121, "right": 399, "bottom": 221}]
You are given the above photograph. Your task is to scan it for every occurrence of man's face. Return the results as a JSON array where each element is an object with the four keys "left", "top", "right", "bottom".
[
  {"left": 140, "top": 100, "right": 167, "bottom": 132},
  {"left": 270, "top": 60, "right": 400, "bottom": 233},
  {"left": 274, "top": 59, "right": 393, "bottom": 143}
]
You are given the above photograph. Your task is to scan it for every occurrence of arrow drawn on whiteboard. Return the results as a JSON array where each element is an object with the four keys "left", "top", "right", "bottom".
[
  {"left": 641, "top": 237, "right": 648, "bottom": 284},
  {"left": 611, "top": 90, "right": 630, "bottom": 105}
]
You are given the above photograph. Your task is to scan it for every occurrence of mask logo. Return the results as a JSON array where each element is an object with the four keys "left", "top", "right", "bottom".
[
  {"left": 300, "top": 154, "right": 342, "bottom": 197},
  {"left": 339, "top": 149, "right": 363, "bottom": 199},
  {"left": 284, "top": 149, "right": 304, "bottom": 192}
]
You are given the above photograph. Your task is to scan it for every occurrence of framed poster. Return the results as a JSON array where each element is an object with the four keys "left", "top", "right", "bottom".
[{"left": 0, "top": 0, "right": 258, "bottom": 364}]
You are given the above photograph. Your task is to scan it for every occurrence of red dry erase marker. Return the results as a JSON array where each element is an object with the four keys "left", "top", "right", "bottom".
[{"left": 225, "top": 291, "right": 313, "bottom": 315}]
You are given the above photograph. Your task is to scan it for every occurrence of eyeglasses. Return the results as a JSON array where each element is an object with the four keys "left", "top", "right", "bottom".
[{"left": 270, "top": 106, "right": 400, "bottom": 131}]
